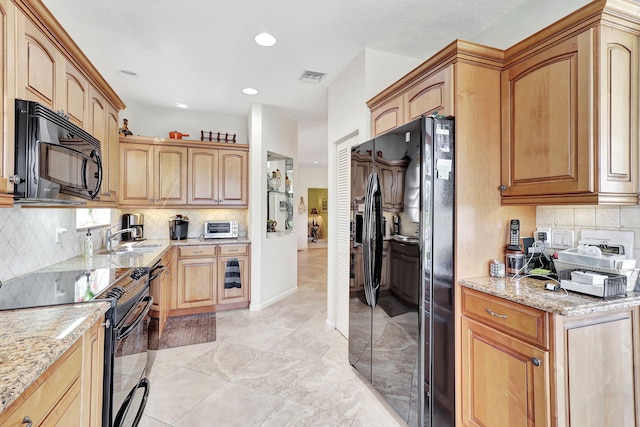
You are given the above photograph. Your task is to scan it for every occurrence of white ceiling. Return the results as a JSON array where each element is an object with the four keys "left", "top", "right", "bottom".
[{"left": 42, "top": 0, "right": 530, "bottom": 165}]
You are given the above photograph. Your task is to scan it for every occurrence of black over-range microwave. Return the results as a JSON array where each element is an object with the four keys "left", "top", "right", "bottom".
[{"left": 13, "top": 99, "right": 102, "bottom": 205}]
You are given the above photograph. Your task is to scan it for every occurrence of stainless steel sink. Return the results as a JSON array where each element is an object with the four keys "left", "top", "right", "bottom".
[{"left": 96, "top": 243, "right": 163, "bottom": 255}]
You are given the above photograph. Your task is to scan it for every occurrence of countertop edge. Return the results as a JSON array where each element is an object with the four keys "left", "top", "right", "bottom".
[
  {"left": 0, "top": 301, "right": 111, "bottom": 414},
  {"left": 459, "top": 276, "right": 640, "bottom": 317}
]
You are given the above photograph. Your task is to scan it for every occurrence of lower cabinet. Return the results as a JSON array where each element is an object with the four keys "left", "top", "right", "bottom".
[
  {"left": 150, "top": 247, "right": 176, "bottom": 336},
  {"left": 350, "top": 241, "right": 389, "bottom": 293},
  {"left": 167, "top": 243, "right": 251, "bottom": 318},
  {"left": 0, "top": 316, "right": 105, "bottom": 427},
  {"left": 176, "top": 245, "right": 218, "bottom": 310},
  {"left": 461, "top": 287, "right": 640, "bottom": 427}
]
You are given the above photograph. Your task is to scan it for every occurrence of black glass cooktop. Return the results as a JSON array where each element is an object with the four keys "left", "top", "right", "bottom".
[{"left": 0, "top": 267, "right": 133, "bottom": 311}]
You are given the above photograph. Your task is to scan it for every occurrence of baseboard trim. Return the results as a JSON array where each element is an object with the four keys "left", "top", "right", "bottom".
[{"left": 250, "top": 286, "right": 298, "bottom": 311}]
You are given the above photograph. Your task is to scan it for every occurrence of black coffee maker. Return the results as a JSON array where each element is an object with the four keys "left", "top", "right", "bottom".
[
  {"left": 121, "top": 213, "right": 144, "bottom": 241},
  {"left": 169, "top": 214, "right": 189, "bottom": 240}
]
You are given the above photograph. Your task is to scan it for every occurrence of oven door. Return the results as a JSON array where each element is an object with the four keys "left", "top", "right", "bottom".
[{"left": 112, "top": 293, "right": 153, "bottom": 427}]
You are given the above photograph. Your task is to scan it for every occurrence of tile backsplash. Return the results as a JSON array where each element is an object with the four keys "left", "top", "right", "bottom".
[
  {"left": 536, "top": 205, "right": 640, "bottom": 261},
  {"left": 0, "top": 207, "right": 248, "bottom": 283}
]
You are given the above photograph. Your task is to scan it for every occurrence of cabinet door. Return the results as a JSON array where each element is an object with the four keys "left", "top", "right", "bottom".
[
  {"left": 217, "top": 255, "right": 250, "bottom": 304},
  {"left": 501, "top": 33, "right": 591, "bottom": 197},
  {"left": 176, "top": 257, "right": 217, "bottom": 308},
  {"left": 554, "top": 309, "right": 639, "bottom": 427},
  {"left": 20, "top": 19, "right": 57, "bottom": 108},
  {"left": 371, "top": 96, "right": 404, "bottom": 137},
  {"left": 120, "top": 143, "right": 154, "bottom": 204},
  {"left": 217, "top": 149, "right": 247, "bottom": 206},
  {"left": 81, "top": 318, "right": 104, "bottom": 427},
  {"left": 596, "top": 26, "right": 639, "bottom": 196},
  {"left": 64, "top": 61, "right": 87, "bottom": 128},
  {"left": 102, "top": 103, "right": 120, "bottom": 202},
  {"left": 351, "top": 248, "right": 364, "bottom": 292},
  {"left": 390, "top": 242, "right": 420, "bottom": 306},
  {"left": 405, "top": 66, "right": 453, "bottom": 121},
  {"left": 461, "top": 317, "right": 550, "bottom": 427},
  {"left": 156, "top": 146, "right": 188, "bottom": 204},
  {"left": 151, "top": 249, "right": 174, "bottom": 335},
  {"left": 188, "top": 147, "right": 218, "bottom": 204},
  {"left": 379, "top": 162, "right": 408, "bottom": 213}
]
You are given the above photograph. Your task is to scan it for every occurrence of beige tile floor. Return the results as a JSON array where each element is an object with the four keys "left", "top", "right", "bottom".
[{"left": 139, "top": 247, "right": 407, "bottom": 427}]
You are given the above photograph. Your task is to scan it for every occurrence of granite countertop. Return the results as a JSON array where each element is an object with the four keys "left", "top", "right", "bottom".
[
  {"left": 0, "top": 302, "right": 111, "bottom": 413},
  {"left": 0, "top": 237, "right": 251, "bottom": 413},
  {"left": 460, "top": 276, "right": 640, "bottom": 316}
]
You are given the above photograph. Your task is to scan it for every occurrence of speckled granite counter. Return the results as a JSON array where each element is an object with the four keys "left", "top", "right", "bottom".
[
  {"left": 460, "top": 276, "right": 640, "bottom": 316},
  {"left": 0, "top": 302, "right": 110, "bottom": 413}
]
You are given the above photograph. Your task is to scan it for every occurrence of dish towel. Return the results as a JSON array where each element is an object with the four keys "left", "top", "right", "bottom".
[{"left": 224, "top": 258, "right": 242, "bottom": 289}]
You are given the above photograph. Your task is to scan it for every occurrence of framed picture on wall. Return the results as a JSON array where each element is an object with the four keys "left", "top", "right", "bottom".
[{"left": 321, "top": 198, "right": 328, "bottom": 212}]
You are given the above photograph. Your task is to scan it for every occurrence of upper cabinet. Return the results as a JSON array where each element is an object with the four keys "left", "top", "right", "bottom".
[
  {"left": 120, "top": 136, "right": 249, "bottom": 208},
  {"left": 0, "top": 0, "right": 126, "bottom": 206},
  {"left": 370, "top": 65, "right": 453, "bottom": 137},
  {"left": 500, "top": 1, "right": 640, "bottom": 205}
]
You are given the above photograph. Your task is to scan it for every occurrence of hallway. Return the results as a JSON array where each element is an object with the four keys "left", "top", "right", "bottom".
[{"left": 139, "top": 247, "right": 406, "bottom": 426}]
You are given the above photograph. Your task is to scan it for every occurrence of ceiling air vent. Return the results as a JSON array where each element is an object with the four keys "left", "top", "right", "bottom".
[{"left": 300, "top": 70, "right": 326, "bottom": 83}]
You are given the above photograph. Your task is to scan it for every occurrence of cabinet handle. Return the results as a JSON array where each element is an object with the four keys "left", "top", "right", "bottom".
[
  {"left": 532, "top": 358, "right": 541, "bottom": 367},
  {"left": 22, "top": 416, "right": 33, "bottom": 427},
  {"left": 192, "top": 251, "right": 203, "bottom": 254},
  {"left": 227, "top": 249, "right": 239, "bottom": 252},
  {"left": 485, "top": 308, "right": 508, "bottom": 319}
]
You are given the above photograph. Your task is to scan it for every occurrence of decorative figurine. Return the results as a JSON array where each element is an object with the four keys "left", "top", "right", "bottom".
[{"left": 119, "top": 118, "right": 133, "bottom": 136}]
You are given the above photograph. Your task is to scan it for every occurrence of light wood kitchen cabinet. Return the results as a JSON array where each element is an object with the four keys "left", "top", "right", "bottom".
[
  {"left": 119, "top": 142, "right": 188, "bottom": 206},
  {"left": 217, "top": 149, "right": 248, "bottom": 206},
  {"left": 18, "top": 16, "right": 57, "bottom": 108},
  {"left": 0, "top": 315, "right": 105, "bottom": 427},
  {"left": 371, "top": 96, "right": 404, "bottom": 137},
  {"left": 217, "top": 244, "right": 250, "bottom": 304},
  {"left": 150, "top": 247, "right": 175, "bottom": 337},
  {"left": 552, "top": 307, "right": 640, "bottom": 427},
  {"left": 102, "top": 103, "right": 120, "bottom": 203},
  {"left": 63, "top": 60, "right": 87, "bottom": 128},
  {"left": 405, "top": 66, "right": 453, "bottom": 122},
  {"left": 461, "top": 287, "right": 550, "bottom": 427},
  {"left": 176, "top": 245, "right": 218, "bottom": 310},
  {"left": 188, "top": 147, "right": 248, "bottom": 206},
  {"left": 349, "top": 242, "right": 388, "bottom": 293},
  {"left": 500, "top": 10, "right": 640, "bottom": 205},
  {"left": 351, "top": 153, "right": 372, "bottom": 204}
]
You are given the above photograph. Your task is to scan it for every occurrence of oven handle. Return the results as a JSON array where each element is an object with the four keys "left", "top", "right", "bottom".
[
  {"left": 149, "top": 265, "right": 166, "bottom": 282},
  {"left": 117, "top": 296, "right": 153, "bottom": 340}
]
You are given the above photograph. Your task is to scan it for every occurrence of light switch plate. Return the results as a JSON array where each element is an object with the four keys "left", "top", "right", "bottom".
[{"left": 551, "top": 230, "right": 574, "bottom": 249}]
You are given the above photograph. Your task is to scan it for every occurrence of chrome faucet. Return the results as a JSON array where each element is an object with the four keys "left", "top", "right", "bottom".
[{"left": 104, "top": 225, "right": 136, "bottom": 252}]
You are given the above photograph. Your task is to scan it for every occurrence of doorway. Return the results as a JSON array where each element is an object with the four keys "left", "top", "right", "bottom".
[{"left": 307, "top": 188, "right": 328, "bottom": 247}]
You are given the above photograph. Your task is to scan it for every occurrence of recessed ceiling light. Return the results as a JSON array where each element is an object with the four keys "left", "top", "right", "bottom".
[
  {"left": 242, "top": 87, "right": 258, "bottom": 95},
  {"left": 314, "top": 161, "right": 319, "bottom": 164},
  {"left": 175, "top": 101, "right": 188, "bottom": 109},
  {"left": 119, "top": 70, "right": 139, "bottom": 78},
  {"left": 254, "top": 32, "right": 276, "bottom": 47}
]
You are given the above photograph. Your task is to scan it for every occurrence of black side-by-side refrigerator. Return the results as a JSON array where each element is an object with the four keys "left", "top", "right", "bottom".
[{"left": 348, "top": 116, "right": 455, "bottom": 427}]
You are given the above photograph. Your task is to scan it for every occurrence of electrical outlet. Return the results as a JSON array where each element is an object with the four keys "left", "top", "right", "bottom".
[{"left": 535, "top": 228, "right": 551, "bottom": 242}]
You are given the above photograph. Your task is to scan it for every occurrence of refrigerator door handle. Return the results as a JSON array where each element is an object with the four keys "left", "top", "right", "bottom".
[{"left": 363, "top": 172, "right": 381, "bottom": 308}]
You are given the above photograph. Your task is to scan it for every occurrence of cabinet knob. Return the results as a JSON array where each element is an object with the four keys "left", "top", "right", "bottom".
[
  {"left": 22, "top": 416, "right": 33, "bottom": 427},
  {"left": 532, "top": 358, "right": 541, "bottom": 367},
  {"left": 9, "top": 175, "right": 22, "bottom": 184},
  {"left": 499, "top": 185, "right": 507, "bottom": 191}
]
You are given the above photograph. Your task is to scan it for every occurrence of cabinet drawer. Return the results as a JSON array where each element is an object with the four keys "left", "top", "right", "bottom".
[
  {"left": 218, "top": 244, "right": 248, "bottom": 256},
  {"left": 0, "top": 340, "right": 82, "bottom": 425},
  {"left": 462, "top": 287, "right": 548, "bottom": 348},
  {"left": 178, "top": 245, "right": 217, "bottom": 258}
]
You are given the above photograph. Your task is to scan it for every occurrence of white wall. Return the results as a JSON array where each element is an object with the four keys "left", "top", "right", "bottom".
[
  {"left": 296, "top": 167, "right": 329, "bottom": 250},
  {"left": 249, "top": 104, "right": 299, "bottom": 310},
  {"left": 121, "top": 102, "right": 248, "bottom": 144},
  {"left": 471, "top": 0, "right": 591, "bottom": 49}
]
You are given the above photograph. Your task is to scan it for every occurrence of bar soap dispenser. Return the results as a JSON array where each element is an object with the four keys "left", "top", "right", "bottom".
[{"left": 84, "top": 229, "right": 93, "bottom": 258}]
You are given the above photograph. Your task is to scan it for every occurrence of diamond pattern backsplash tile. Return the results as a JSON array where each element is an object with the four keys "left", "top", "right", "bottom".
[
  {"left": 117, "top": 208, "right": 248, "bottom": 240},
  {"left": 0, "top": 207, "right": 249, "bottom": 283}
]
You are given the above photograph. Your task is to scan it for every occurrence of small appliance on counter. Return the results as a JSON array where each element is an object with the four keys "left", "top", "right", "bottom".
[
  {"left": 121, "top": 213, "right": 144, "bottom": 241},
  {"left": 204, "top": 220, "right": 238, "bottom": 239},
  {"left": 169, "top": 214, "right": 189, "bottom": 240}
]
